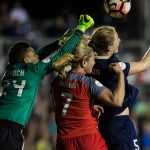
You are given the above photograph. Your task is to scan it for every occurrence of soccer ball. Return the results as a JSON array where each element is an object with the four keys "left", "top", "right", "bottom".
[{"left": 104, "top": 0, "right": 131, "bottom": 18}]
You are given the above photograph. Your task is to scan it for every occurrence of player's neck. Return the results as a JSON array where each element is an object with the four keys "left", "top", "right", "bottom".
[{"left": 97, "top": 51, "right": 113, "bottom": 57}]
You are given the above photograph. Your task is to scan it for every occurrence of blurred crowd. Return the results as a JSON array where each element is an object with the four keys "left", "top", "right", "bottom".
[{"left": 0, "top": 0, "right": 150, "bottom": 150}]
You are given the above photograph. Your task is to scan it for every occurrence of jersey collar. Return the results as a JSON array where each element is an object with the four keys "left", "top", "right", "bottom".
[{"left": 95, "top": 55, "right": 111, "bottom": 59}]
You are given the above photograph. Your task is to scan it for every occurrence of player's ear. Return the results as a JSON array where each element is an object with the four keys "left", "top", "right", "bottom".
[
  {"left": 82, "top": 59, "right": 87, "bottom": 68},
  {"left": 108, "top": 45, "right": 113, "bottom": 51},
  {"left": 24, "top": 58, "right": 31, "bottom": 63}
]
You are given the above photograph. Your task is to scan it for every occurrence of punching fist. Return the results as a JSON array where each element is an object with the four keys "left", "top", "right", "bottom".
[{"left": 77, "top": 14, "right": 94, "bottom": 33}]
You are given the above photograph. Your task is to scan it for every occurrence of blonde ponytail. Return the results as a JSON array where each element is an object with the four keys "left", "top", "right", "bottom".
[{"left": 52, "top": 54, "right": 74, "bottom": 78}]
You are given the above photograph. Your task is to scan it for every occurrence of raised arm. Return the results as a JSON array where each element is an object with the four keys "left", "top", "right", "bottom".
[
  {"left": 49, "top": 14, "right": 94, "bottom": 65},
  {"left": 35, "top": 15, "right": 94, "bottom": 76},
  {"left": 98, "top": 63, "right": 125, "bottom": 107},
  {"left": 129, "top": 46, "right": 150, "bottom": 75}
]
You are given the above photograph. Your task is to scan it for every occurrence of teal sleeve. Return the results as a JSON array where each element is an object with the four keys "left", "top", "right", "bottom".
[{"left": 49, "top": 29, "right": 83, "bottom": 65}]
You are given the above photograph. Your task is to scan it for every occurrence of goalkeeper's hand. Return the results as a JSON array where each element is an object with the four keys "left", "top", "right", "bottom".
[{"left": 77, "top": 14, "right": 94, "bottom": 33}]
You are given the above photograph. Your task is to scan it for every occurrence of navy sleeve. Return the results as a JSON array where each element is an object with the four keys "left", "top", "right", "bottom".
[{"left": 110, "top": 54, "right": 130, "bottom": 77}]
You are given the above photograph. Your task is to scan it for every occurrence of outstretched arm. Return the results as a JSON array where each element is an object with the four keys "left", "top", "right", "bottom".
[
  {"left": 36, "top": 15, "right": 94, "bottom": 76},
  {"left": 49, "top": 14, "right": 94, "bottom": 65},
  {"left": 129, "top": 46, "right": 150, "bottom": 75}
]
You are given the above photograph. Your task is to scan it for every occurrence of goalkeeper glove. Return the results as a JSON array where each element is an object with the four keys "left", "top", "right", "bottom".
[{"left": 77, "top": 14, "right": 94, "bottom": 33}]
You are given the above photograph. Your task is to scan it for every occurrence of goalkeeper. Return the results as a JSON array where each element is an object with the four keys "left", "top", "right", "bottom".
[{"left": 0, "top": 14, "right": 94, "bottom": 150}]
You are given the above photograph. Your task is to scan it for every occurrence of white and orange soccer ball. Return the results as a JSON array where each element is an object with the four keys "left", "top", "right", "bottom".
[{"left": 104, "top": 0, "right": 131, "bottom": 18}]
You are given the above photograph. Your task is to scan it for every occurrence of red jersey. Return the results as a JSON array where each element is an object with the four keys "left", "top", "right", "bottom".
[{"left": 52, "top": 70, "right": 105, "bottom": 139}]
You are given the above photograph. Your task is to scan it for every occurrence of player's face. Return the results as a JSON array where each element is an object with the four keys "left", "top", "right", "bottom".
[
  {"left": 112, "top": 32, "right": 121, "bottom": 53},
  {"left": 25, "top": 47, "right": 39, "bottom": 64},
  {"left": 84, "top": 51, "right": 95, "bottom": 74}
]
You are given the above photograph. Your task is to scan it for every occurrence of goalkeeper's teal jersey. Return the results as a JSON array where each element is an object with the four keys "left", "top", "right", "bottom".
[{"left": 0, "top": 30, "right": 82, "bottom": 126}]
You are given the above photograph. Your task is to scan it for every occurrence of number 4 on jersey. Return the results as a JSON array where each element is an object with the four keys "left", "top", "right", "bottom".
[{"left": 0, "top": 80, "right": 26, "bottom": 97}]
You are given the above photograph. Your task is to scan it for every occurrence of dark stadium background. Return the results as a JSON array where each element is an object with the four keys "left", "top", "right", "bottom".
[{"left": 1, "top": 0, "right": 143, "bottom": 39}]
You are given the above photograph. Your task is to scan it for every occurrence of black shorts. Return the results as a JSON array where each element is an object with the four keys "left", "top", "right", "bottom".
[
  {"left": 99, "top": 115, "right": 140, "bottom": 150},
  {"left": 0, "top": 119, "right": 24, "bottom": 150}
]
